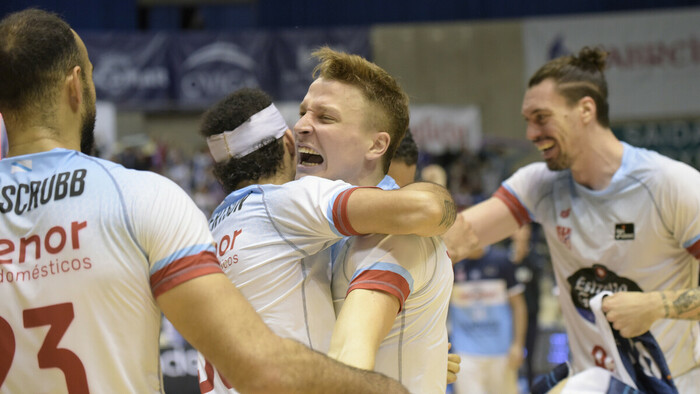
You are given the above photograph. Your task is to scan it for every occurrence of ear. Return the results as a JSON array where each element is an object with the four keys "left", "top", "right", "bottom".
[
  {"left": 366, "top": 131, "right": 390, "bottom": 161},
  {"left": 283, "top": 128, "right": 296, "bottom": 160},
  {"left": 66, "top": 65, "right": 83, "bottom": 113},
  {"left": 578, "top": 96, "right": 596, "bottom": 125}
]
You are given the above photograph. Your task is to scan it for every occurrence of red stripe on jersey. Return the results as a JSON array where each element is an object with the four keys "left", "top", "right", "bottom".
[
  {"left": 347, "top": 269, "right": 410, "bottom": 313},
  {"left": 493, "top": 186, "right": 531, "bottom": 227},
  {"left": 332, "top": 187, "right": 362, "bottom": 236},
  {"left": 150, "top": 251, "right": 223, "bottom": 298},
  {"left": 687, "top": 238, "right": 700, "bottom": 260}
]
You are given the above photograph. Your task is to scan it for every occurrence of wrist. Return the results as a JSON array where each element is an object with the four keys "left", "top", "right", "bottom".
[{"left": 657, "top": 291, "right": 671, "bottom": 319}]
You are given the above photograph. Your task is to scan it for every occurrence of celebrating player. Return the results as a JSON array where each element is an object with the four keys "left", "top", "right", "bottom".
[
  {"left": 442, "top": 46, "right": 700, "bottom": 392},
  {"left": 0, "top": 8, "right": 412, "bottom": 393}
]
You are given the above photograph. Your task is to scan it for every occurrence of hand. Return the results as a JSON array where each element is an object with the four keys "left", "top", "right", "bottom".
[
  {"left": 441, "top": 215, "right": 479, "bottom": 263},
  {"left": 601, "top": 291, "right": 664, "bottom": 338},
  {"left": 507, "top": 344, "right": 524, "bottom": 370},
  {"left": 446, "top": 343, "right": 461, "bottom": 385}
]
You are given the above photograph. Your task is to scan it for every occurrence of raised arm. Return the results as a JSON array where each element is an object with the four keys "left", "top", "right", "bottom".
[
  {"left": 157, "top": 273, "right": 408, "bottom": 394},
  {"left": 328, "top": 289, "right": 400, "bottom": 370},
  {"left": 442, "top": 197, "right": 520, "bottom": 263},
  {"left": 346, "top": 181, "right": 455, "bottom": 237}
]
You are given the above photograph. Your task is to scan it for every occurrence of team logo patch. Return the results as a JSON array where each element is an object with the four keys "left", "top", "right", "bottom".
[
  {"left": 614, "top": 223, "right": 635, "bottom": 240},
  {"left": 567, "top": 264, "right": 642, "bottom": 323},
  {"left": 560, "top": 208, "right": 571, "bottom": 218}
]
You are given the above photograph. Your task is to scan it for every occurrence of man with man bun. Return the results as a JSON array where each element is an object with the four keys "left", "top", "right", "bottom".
[{"left": 443, "top": 46, "right": 700, "bottom": 392}]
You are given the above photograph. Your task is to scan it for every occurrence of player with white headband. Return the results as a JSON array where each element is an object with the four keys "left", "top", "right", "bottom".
[{"left": 197, "top": 88, "right": 455, "bottom": 393}]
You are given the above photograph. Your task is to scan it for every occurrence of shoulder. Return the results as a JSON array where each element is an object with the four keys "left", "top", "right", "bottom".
[{"left": 623, "top": 145, "right": 700, "bottom": 188}]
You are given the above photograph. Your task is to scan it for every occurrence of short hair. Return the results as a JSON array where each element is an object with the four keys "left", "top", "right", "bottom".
[
  {"left": 311, "top": 46, "right": 410, "bottom": 173},
  {"left": 199, "top": 88, "right": 285, "bottom": 194},
  {"left": 0, "top": 9, "right": 85, "bottom": 124},
  {"left": 391, "top": 129, "right": 418, "bottom": 166},
  {"left": 528, "top": 46, "right": 610, "bottom": 128}
]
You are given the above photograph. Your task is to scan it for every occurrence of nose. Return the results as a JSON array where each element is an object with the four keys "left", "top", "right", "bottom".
[
  {"left": 293, "top": 115, "right": 311, "bottom": 136},
  {"left": 525, "top": 122, "right": 540, "bottom": 142}
]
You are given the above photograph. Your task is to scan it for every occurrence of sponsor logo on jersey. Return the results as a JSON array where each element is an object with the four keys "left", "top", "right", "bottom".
[
  {"left": 560, "top": 208, "right": 571, "bottom": 218},
  {"left": 208, "top": 191, "right": 251, "bottom": 230},
  {"left": 567, "top": 264, "right": 642, "bottom": 323},
  {"left": 614, "top": 223, "right": 635, "bottom": 240},
  {"left": 557, "top": 225, "right": 572, "bottom": 249}
]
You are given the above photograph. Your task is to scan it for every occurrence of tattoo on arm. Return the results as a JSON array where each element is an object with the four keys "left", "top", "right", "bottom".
[
  {"left": 660, "top": 292, "right": 670, "bottom": 318},
  {"left": 672, "top": 288, "right": 700, "bottom": 319},
  {"left": 439, "top": 200, "right": 456, "bottom": 228}
]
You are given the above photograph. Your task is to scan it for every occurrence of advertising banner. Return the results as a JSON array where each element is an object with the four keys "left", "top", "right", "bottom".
[
  {"left": 170, "top": 32, "right": 275, "bottom": 108},
  {"left": 523, "top": 8, "right": 700, "bottom": 119},
  {"left": 271, "top": 27, "right": 371, "bottom": 101},
  {"left": 409, "top": 105, "right": 482, "bottom": 154},
  {"left": 84, "top": 33, "right": 172, "bottom": 108}
]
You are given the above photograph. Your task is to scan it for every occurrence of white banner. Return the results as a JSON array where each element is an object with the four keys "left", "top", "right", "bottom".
[
  {"left": 409, "top": 105, "right": 482, "bottom": 154},
  {"left": 523, "top": 8, "right": 700, "bottom": 120}
]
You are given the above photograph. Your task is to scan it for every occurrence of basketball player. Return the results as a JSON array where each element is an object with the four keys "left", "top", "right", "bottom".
[
  {"left": 196, "top": 87, "right": 454, "bottom": 392},
  {"left": 0, "top": 9, "right": 409, "bottom": 393},
  {"left": 294, "top": 47, "right": 455, "bottom": 393},
  {"left": 442, "top": 46, "right": 700, "bottom": 392}
]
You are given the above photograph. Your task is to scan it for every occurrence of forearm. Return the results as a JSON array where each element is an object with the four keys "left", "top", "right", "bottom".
[
  {"left": 272, "top": 337, "right": 408, "bottom": 394},
  {"left": 328, "top": 289, "right": 398, "bottom": 370},
  {"left": 659, "top": 287, "right": 700, "bottom": 320},
  {"left": 347, "top": 182, "right": 455, "bottom": 237}
]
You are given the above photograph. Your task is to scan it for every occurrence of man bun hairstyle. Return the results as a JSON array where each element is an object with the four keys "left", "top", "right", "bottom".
[{"left": 528, "top": 46, "right": 610, "bottom": 128}]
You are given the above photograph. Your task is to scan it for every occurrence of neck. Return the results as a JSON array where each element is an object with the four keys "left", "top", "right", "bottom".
[
  {"left": 7, "top": 128, "right": 79, "bottom": 158},
  {"left": 245, "top": 172, "right": 293, "bottom": 187},
  {"left": 344, "top": 161, "right": 387, "bottom": 187},
  {"left": 569, "top": 126, "right": 624, "bottom": 190}
]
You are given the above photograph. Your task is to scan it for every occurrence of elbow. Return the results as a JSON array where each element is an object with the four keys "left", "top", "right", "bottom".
[{"left": 416, "top": 196, "right": 454, "bottom": 236}]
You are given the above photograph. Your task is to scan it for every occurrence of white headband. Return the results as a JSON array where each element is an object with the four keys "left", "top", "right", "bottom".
[{"left": 206, "top": 103, "right": 288, "bottom": 162}]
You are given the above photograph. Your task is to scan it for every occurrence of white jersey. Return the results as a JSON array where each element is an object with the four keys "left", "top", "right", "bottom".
[
  {"left": 197, "top": 176, "right": 362, "bottom": 393},
  {"left": 497, "top": 143, "right": 700, "bottom": 379},
  {"left": 331, "top": 176, "right": 453, "bottom": 394},
  {"left": 0, "top": 149, "right": 221, "bottom": 393}
]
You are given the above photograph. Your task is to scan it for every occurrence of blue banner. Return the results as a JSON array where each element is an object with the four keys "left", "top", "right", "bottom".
[
  {"left": 83, "top": 33, "right": 172, "bottom": 108},
  {"left": 81, "top": 27, "right": 370, "bottom": 109},
  {"left": 170, "top": 32, "right": 275, "bottom": 108},
  {"left": 271, "top": 27, "right": 371, "bottom": 101}
]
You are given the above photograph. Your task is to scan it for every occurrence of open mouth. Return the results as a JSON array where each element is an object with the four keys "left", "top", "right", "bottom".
[
  {"left": 299, "top": 146, "right": 324, "bottom": 166},
  {"left": 536, "top": 140, "right": 555, "bottom": 152}
]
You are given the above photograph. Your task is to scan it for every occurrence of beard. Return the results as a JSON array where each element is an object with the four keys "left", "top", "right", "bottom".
[
  {"left": 80, "top": 88, "right": 97, "bottom": 155},
  {"left": 545, "top": 151, "right": 572, "bottom": 171}
]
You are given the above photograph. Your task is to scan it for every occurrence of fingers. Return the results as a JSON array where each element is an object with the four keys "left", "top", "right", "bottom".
[{"left": 446, "top": 371, "right": 458, "bottom": 385}]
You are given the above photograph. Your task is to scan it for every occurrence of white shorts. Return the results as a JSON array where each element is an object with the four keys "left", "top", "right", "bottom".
[{"left": 452, "top": 353, "right": 518, "bottom": 394}]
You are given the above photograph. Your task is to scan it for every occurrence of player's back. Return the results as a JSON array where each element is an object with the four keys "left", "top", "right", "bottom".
[{"left": 0, "top": 148, "right": 216, "bottom": 393}]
